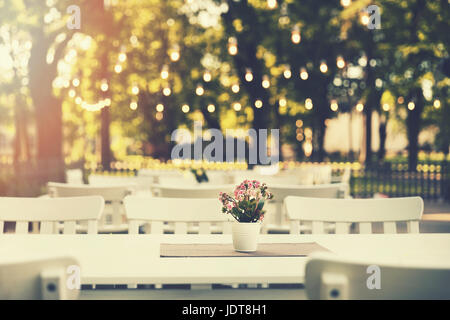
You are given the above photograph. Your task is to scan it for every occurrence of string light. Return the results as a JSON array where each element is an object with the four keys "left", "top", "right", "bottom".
[
  {"left": 231, "top": 83, "right": 240, "bottom": 93},
  {"left": 118, "top": 52, "right": 127, "bottom": 63},
  {"left": 100, "top": 79, "right": 109, "bottom": 92},
  {"left": 360, "top": 12, "right": 369, "bottom": 25},
  {"left": 408, "top": 102, "right": 415, "bottom": 110},
  {"left": 161, "top": 65, "right": 169, "bottom": 79},
  {"left": 72, "top": 78, "right": 80, "bottom": 87},
  {"left": 104, "top": 98, "right": 111, "bottom": 106},
  {"left": 330, "top": 100, "right": 339, "bottom": 111},
  {"left": 336, "top": 56, "right": 345, "bottom": 69},
  {"left": 156, "top": 103, "right": 164, "bottom": 112},
  {"left": 356, "top": 102, "right": 364, "bottom": 112},
  {"left": 114, "top": 64, "right": 122, "bottom": 73},
  {"left": 341, "top": 0, "right": 351, "bottom": 7},
  {"left": 170, "top": 44, "right": 180, "bottom": 62},
  {"left": 296, "top": 119, "right": 303, "bottom": 127},
  {"left": 397, "top": 96, "right": 404, "bottom": 104},
  {"left": 320, "top": 60, "right": 328, "bottom": 73},
  {"left": 182, "top": 104, "right": 190, "bottom": 113},
  {"left": 267, "top": 0, "right": 277, "bottom": 9},
  {"left": 68, "top": 89, "right": 76, "bottom": 98},
  {"left": 283, "top": 65, "right": 292, "bottom": 79},
  {"left": 305, "top": 98, "right": 313, "bottom": 110},
  {"left": 162, "top": 86, "right": 171, "bottom": 96},
  {"left": 382, "top": 103, "right": 390, "bottom": 112},
  {"left": 279, "top": 97, "right": 287, "bottom": 107},
  {"left": 207, "top": 104, "right": 215, "bottom": 112},
  {"left": 203, "top": 70, "right": 212, "bottom": 82},
  {"left": 130, "top": 101, "right": 138, "bottom": 110},
  {"left": 433, "top": 99, "right": 441, "bottom": 109},
  {"left": 245, "top": 69, "right": 253, "bottom": 82},
  {"left": 233, "top": 102, "right": 242, "bottom": 111},
  {"left": 155, "top": 112, "right": 163, "bottom": 121},
  {"left": 196, "top": 84, "right": 204, "bottom": 96},
  {"left": 255, "top": 100, "right": 263, "bottom": 108},
  {"left": 228, "top": 37, "right": 238, "bottom": 55},
  {"left": 300, "top": 67, "right": 308, "bottom": 80},
  {"left": 262, "top": 75, "right": 270, "bottom": 88},
  {"left": 291, "top": 25, "right": 301, "bottom": 44},
  {"left": 131, "top": 85, "right": 139, "bottom": 95},
  {"left": 75, "top": 97, "right": 82, "bottom": 105}
]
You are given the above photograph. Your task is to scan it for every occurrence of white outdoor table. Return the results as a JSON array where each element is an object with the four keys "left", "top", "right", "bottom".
[{"left": 1, "top": 234, "right": 450, "bottom": 288}]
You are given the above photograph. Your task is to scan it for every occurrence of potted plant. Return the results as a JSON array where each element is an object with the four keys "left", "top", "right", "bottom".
[{"left": 219, "top": 180, "right": 273, "bottom": 252}]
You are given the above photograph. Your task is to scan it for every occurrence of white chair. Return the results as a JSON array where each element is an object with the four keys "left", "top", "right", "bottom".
[
  {"left": 66, "top": 169, "right": 84, "bottom": 184},
  {"left": 47, "top": 182, "right": 134, "bottom": 233},
  {"left": 124, "top": 196, "right": 232, "bottom": 235},
  {"left": 263, "top": 183, "right": 349, "bottom": 233},
  {"left": 152, "top": 184, "right": 234, "bottom": 199},
  {"left": 124, "top": 196, "right": 232, "bottom": 289},
  {"left": 285, "top": 196, "right": 423, "bottom": 234},
  {"left": 305, "top": 252, "right": 450, "bottom": 299},
  {"left": 88, "top": 174, "right": 154, "bottom": 195},
  {"left": 0, "top": 254, "right": 80, "bottom": 300},
  {"left": 0, "top": 196, "right": 104, "bottom": 234}
]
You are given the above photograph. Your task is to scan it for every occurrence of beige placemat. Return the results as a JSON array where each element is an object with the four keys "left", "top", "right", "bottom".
[{"left": 160, "top": 243, "right": 330, "bottom": 257}]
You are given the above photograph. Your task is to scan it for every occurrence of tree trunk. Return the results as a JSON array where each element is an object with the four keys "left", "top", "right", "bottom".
[
  {"left": 406, "top": 88, "right": 424, "bottom": 171},
  {"left": 378, "top": 114, "right": 387, "bottom": 161}
]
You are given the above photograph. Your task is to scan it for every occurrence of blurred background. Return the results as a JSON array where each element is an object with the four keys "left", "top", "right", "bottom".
[{"left": 0, "top": 0, "right": 448, "bottom": 202}]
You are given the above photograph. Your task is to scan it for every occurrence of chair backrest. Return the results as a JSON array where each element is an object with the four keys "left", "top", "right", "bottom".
[
  {"left": 305, "top": 252, "right": 450, "bottom": 300},
  {"left": 153, "top": 184, "right": 234, "bottom": 199},
  {"left": 124, "top": 196, "right": 231, "bottom": 234},
  {"left": 66, "top": 169, "right": 83, "bottom": 184},
  {"left": 0, "top": 254, "right": 80, "bottom": 299},
  {"left": 47, "top": 182, "right": 134, "bottom": 201},
  {"left": 0, "top": 196, "right": 104, "bottom": 234},
  {"left": 48, "top": 182, "right": 135, "bottom": 228},
  {"left": 285, "top": 196, "right": 423, "bottom": 234}
]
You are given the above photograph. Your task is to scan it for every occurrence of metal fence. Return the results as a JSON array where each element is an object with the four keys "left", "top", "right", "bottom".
[{"left": 349, "top": 161, "right": 450, "bottom": 201}]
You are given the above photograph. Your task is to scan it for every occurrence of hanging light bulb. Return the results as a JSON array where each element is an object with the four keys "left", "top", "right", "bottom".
[
  {"left": 181, "top": 104, "right": 190, "bottom": 113},
  {"left": 360, "top": 12, "right": 370, "bottom": 26},
  {"left": 130, "top": 101, "right": 138, "bottom": 110},
  {"left": 170, "top": 44, "right": 180, "bottom": 62},
  {"left": 156, "top": 103, "right": 164, "bottom": 112},
  {"left": 233, "top": 102, "right": 242, "bottom": 111},
  {"left": 300, "top": 67, "right": 309, "bottom": 80},
  {"left": 330, "top": 100, "right": 339, "bottom": 111},
  {"left": 228, "top": 37, "right": 238, "bottom": 56},
  {"left": 207, "top": 104, "right": 215, "bottom": 113},
  {"left": 291, "top": 25, "right": 301, "bottom": 44},
  {"left": 267, "top": 0, "right": 277, "bottom": 9},
  {"left": 231, "top": 83, "right": 240, "bottom": 93},
  {"left": 320, "top": 60, "right": 328, "bottom": 73},
  {"left": 283, "top": 65, "right": 292, "bottom": 79},
  {"left": 305, "top": 98, "right": 313, "bottom": 110},
  {"left": 196, "top": 84, "right": 204, "bottom": 96},
  {"left": 72, "top": 78, "right": 80, "bottom": 87},
  {"left": 433, "top": 99, "right": 441, "bottom": 109},
  {"left": 279, "top": 97, "right": 287, "bottom": 107},
  {"left": 382, "top": 103, "right": 390, "bottom": 111},
  {"left": 356, "top": 102, "right": 364, "bottom": 112},
  {"left": 100, "top": 79, "right": 109, "bottom": 92},
  {"left": 155, "top": 112, "right": 163, "bottom": 121},
  {"left": 118, "top": 52, "right": 127, "bottom": 63},
  {"left": 408, "top": 101, "right": 415, "bottom": 110},
  {"left": 336, "top": 56, "right": 345, "bottom": 69},
  {"left": 161, "top": 65, "right": 169, "bottom": 79},
  {"left": 262, "top": 75, "right": 270, "bottom": 88},
  {"left": 203, "top": 70, "right": 212, "bottom": 82},
  {"left": 341, "top": 0, "right": 351, "bottom": 7},
  {"left": 131, "top": 84, "right": 139, "bottom": 95},
  {"left": 162, "top": 86, "right": 171, "bottom": 96},
  {"left": 255, "top": 100, "right": 263, "bottom": 109},
  {"left": 114, "top": 64, "right": 122, "bottom": 73},
  {"left": 245, "top": 68, "right": 253, "bottom": 82}
]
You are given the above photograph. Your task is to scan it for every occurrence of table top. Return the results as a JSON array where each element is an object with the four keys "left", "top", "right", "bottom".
[{"left": 1, "top": 234, "right": 450, "bottom": 285}]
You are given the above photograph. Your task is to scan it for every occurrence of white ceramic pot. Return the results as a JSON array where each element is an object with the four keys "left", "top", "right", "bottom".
[{"left": 232, "top": 222, "right": 261, "bottom": 252}]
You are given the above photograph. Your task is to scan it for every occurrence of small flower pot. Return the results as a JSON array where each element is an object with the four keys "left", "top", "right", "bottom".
[{"left": 232, "top": 222, "right": 261, "bottom": 252}]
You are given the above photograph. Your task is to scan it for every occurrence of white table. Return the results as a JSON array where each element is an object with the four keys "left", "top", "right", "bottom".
[{"left": 1, "top": 234, "right": 450, "bottom": 288}]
